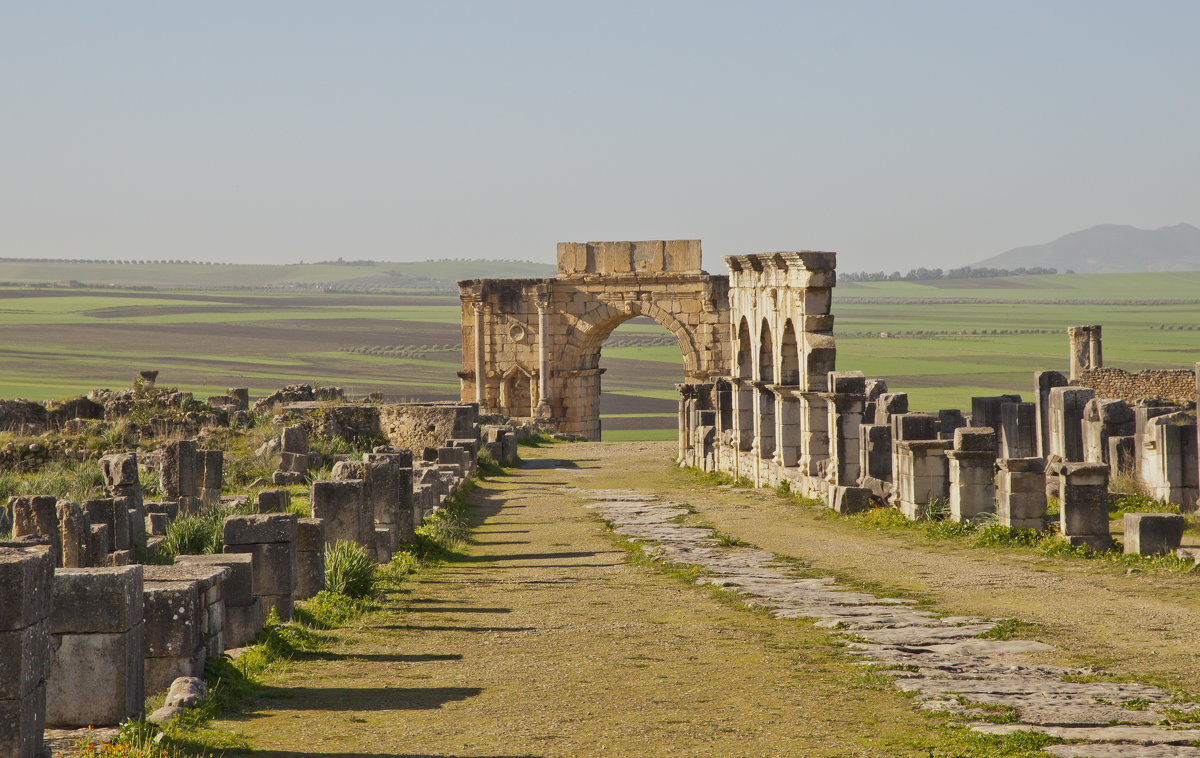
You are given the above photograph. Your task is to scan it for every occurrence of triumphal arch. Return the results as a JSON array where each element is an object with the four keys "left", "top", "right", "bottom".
[{"left": 458, "top": 240, "right": 731, "bottom": 440}]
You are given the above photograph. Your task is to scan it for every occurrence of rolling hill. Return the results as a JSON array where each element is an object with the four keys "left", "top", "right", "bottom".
[{"left": 973, "top": 222, "right": 1200, "bottom": 273}]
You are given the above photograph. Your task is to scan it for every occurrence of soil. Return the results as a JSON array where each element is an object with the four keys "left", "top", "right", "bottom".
[{"left": 206, "top": 442, "right": 1081, "bottom": 757}]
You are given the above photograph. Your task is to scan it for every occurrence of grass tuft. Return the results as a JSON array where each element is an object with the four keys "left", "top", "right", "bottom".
[{"left": 323, "top": 540, "right": 378, "bottom": 598}]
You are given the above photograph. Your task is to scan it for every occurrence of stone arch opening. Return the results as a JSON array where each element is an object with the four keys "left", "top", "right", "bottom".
[
  {"left": 780, "top": 319, "right": 800, "bottom": 386},
  {"left": 458, "top": 240, "right": 731, "bottom": 441},
  {"left": 736, "top": 317, "right": 753, "bottom": 380},
  {"left": 758, "top": 318, "right": 776, "bottom": 459}
]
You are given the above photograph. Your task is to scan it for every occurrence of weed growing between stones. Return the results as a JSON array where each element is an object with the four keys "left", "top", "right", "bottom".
[
  {"left": 977, "top": 618, "right": 1037, "bottom": 640},
  {"left": 62, "top": 722, "right": 215, "bottom": 757},
  {"left": 0, "top": 458, "right": 104, "bottom": 503},
  {"left": 323, "top": 540, "right": 379, "bottom": 598},
  {"left": 153, "top": 500, "right": 259, "bottom": 563}
]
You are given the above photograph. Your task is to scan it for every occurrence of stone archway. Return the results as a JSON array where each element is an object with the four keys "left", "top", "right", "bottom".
[{"left": 458, "top": 240, "right": 730, "bottom": 440}]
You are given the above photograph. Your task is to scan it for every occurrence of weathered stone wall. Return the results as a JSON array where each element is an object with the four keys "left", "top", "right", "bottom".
[
  {"left": 379, "top": 403, "right": 478, "bottom": 452},
  {"left": 1078, "top": 367, "right": 1196, "bottom": 406},
  {"left": 458, "top": 240, "right": 730, "bottom": 440}
]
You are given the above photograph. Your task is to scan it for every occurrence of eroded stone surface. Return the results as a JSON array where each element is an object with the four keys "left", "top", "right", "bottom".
[{"left": 572, "top": 486, "right": 1200, "bottom": 756}]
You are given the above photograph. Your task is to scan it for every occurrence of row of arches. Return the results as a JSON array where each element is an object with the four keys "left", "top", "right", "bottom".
[{"left": 735, "top": 316, "right": 800, "bottom": 386}]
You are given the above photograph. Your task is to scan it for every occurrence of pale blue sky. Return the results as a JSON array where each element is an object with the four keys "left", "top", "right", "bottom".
[{"left": 2, "top": 1, "right": 1197, "bottom": 270}]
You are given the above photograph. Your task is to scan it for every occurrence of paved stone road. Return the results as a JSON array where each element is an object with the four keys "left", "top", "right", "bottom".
[{"left": 577, "top": 484, "right": 1200, "bottom": 757}]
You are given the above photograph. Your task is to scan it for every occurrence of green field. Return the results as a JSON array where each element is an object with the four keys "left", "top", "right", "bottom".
[{"left": 0, "top": 266, "right": 1195, "bottom": 440}]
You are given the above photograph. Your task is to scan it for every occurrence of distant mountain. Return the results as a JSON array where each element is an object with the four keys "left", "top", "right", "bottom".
[{"left": 973, "top": 223, "right": 1200, "bottom": 273}]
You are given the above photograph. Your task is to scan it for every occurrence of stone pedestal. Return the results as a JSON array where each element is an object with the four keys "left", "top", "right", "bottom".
[
  {"left": 946, "top": 428, "right": 997, "bottom": 523},
  {"left": 892, "top": 439, "right": 952, "bottom": 520},
  {"left": 1057, "top": 462, "right": 1112, "bottom": 550},
  {"left": 310, "top": 480, "right": 367, "bottom": 550},
  {"left": 175, "top": 552, "right": 259, "bottom": 647},
  {"left": 996, "top": 458, "right": 1046, "bottom": 531},
  {"left": 296, "top": 518, "right": 326, "bottom": 600},
  {"left": 47, "top": 565, "right": 144, "bottom": 727},
  {"left": 1047, "top": 387, "right": 1096, "bottom": 462},
  {"left": 1139, "top": 412, "right": 1198, "bottom": 507},
  {"left": 999, "top": 401, "right": 1037, "bottom": 459},
  {"left": 223, "top": 514, "right": 298, "bottom": 622},
  {"left": 1123, "top": 513, "right": 1185, "bottom": 556}
]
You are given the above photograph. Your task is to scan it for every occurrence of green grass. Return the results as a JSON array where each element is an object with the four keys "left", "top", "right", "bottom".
[{"left": 601, "top": 428, "right": 678, "bottom": 442}]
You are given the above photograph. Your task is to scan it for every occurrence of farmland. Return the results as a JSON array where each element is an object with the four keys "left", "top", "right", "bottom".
[{"left": 0, "top": 263, "right": 1195, "bottom": 439}]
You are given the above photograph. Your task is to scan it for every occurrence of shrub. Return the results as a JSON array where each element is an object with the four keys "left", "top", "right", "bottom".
[{"left": 323, "top": 540, "right": 378, "bottom": 598}]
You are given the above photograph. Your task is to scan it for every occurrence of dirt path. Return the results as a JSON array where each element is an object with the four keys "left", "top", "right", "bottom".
[{"left": 205, "top": 441, "right": 1200, "bottom": 756}]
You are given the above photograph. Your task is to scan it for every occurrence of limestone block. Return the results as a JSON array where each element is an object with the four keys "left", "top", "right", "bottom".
[
  {"left": 175, "top": 553, "right": 254, "bottom": 607},
  {"left": 199, "top": 450, "right": 223, "bottom": 505},
  {"left": 279, "top": 451, "right": 309, "bottom": 474},
  {"left": 224, "top": 542, "right": 296, "bottom": 597},
  {"left": 11, "top": 496, "right": 58, "bottom": 550},
  {"left": 1123, "top": 513, "right": 1185, "bottom": 556},
  {"left": 100, "top": 453, "right": 139, "bottom": 488},
  {"left": 556, "top": 242, "right": 587, "bottom": 274},
  {"left": 0, "top": 681, "right": 46, "bottom": 758},
  {"left": 891, "top": 413, "right": 938, "bottom": 442},
  {"left": 142, "top": 581, "right": 200, "bottom": 659},
  {"left": 1108, "top": 436, "right": 1136, "bottom": 478},
  {"left": 46, "top": 623, "right": 144, "bottom": 726},
  {"left": 56, "top": 501, "right": 88, "bottom": 569},
  {"left": 874, "top": 393, "right": 908, "bottom": 425},
  {"left": 280, "top": 425, "right": 308, "bottom": 454},
  {"left": 161, "top": 439, "right": 198, "bottom": 500},
  {"left": 84, "top": 498, "right": 130, "bottom": 552},
  {"left": 225, "top": 598, "right": 263, "bottom": 647},
  {"left": 663, "top": 240, "right": 702, "bottom": 272},
  {"left": 0, "top": 547, "right": 53, "bottom": 631},
  {"left": 256, "top": 488, "right": 291, "bottom": 513},
  {"left": 223, "top": 513, "right": 298, "bottom": 546},
  {"left": 996, "top": 457, "right": 1046, "bottom": 530},
  {"left": 88, "top": 523, "right": 111, "bottom": 566},
  {"left": 273, "top": 471, "right": 306, "bottom": 486},
  {"left": 938, "top": 409, "right": 966, "bottom": 440},
  {"left": 260, "top": 594, "right": 294, "bottom": 622},
  {"left": 296, "top": 551, "right": 324, "bottom": 601},
  {"left": 1058, "top": 463, "right": 1112, "bottom": 548},
  {"left": 50, "top": 566, "right": 142, "bottom": 634},
  {"left": 954, "top": 427, "right": 997, "bottom": 452},
  {"left": 146, "top": 512, "right": 170, "bottom": 536},
  {"left": 145, "top": 648, "right": 205, "bottom": 696},
  {"left": 0, "top": 620, "right": 50, "bottom": 700},
  {"left": 829, "top": 486, "right": 872, "bottom": 515},
  {"left": 947, "top": 450, "right": 997, "bottom": 523}
]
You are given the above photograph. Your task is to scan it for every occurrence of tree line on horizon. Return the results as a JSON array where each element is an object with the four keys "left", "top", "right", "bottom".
[{"left": 841, "top": 265, "right": 1064, "bottom": 282}]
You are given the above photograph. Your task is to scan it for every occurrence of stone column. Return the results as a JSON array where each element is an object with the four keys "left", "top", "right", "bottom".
[
  {"left": 1067, "top": 324, "right": 1102, "bottom": 381},
  {"left": 999, "top": 401, "right": 1038, "bottom": 459},
  {"left": 1139, "top": 412, "right": 1199, "bottom": 507},
  {"left": 946, "top": 428, "right": 997, "bottom": 523},
  {"left": 1056, "top": 462, "right": 1112, "bottom": 550},
  {"left": 774, "top": 390, "right": 803, "bottom": 468},
  {"left": 892, "top": 439, "right": 952, "bottom": 520},
  {"left": 797, "top": 392, "right": 829, "bottom": 483},
  {"left": 1034, "top": 370, "right": 1069, "bottom": 458},
  {"left": 1047, "top": 386, "right": 1095, "bottom": 461},
  {"left": 223, "top": 513, "right": 299, "bottom": 622},
  {"left": 996, "top": 457, "right": 1046, "bottom": 530},
  {"left": 535, "top": 298, "right": 552, "bottom": 418},
  {"left": 472, "top": 303, "right": 486, "bottom": 408},
  {"left": 822, "top": 371, "right": 866, "bottom": 487}
]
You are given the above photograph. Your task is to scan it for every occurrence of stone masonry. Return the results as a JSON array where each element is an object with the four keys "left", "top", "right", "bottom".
[{"left": 458, "top": 241, "right": 730, "bottom": 440}]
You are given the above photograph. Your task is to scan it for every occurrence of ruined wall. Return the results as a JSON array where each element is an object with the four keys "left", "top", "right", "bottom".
[
  {"left": 458, "top": 240, "right": 730, "bottom": 440},
  {"left": 379, "top": 403, "right": 478, "bottom": 451},
  {"left": 1077, "top": 367, "right": 1196, "bottom": 407}
]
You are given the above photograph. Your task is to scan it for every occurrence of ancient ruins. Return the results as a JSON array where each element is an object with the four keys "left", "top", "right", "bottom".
[
  {"left": 0, "top": 381, "right": 510, "bottom": 757},
  {"left": 677, "top": 250, "right": 1199, "bottom": 553},
  {"left": 2, "top": 240, "right": 1199, "bottom": 757},
  {"left": 458, "top": 240, "right": 730, "bottom": 439}
]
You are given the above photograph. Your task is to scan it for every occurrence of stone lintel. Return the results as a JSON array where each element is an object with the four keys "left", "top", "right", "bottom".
[
  {"left": 996, "top": 457, "right": 1045, "bottom": 473},
  {"left": 896, "top": 440, "right": 953, "bottom": 453},
  {"left": 945, "top": 449, "right": 995, "bottom": 461}
]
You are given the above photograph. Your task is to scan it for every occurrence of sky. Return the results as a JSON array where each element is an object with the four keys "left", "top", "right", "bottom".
[{"left": 2, "top": 1, "right": 1198, "bottom": 271}]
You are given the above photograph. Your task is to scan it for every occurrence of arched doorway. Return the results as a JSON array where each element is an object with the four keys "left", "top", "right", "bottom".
[{"left": 458, "top": 240, "right": 731, "bottom": 440}]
